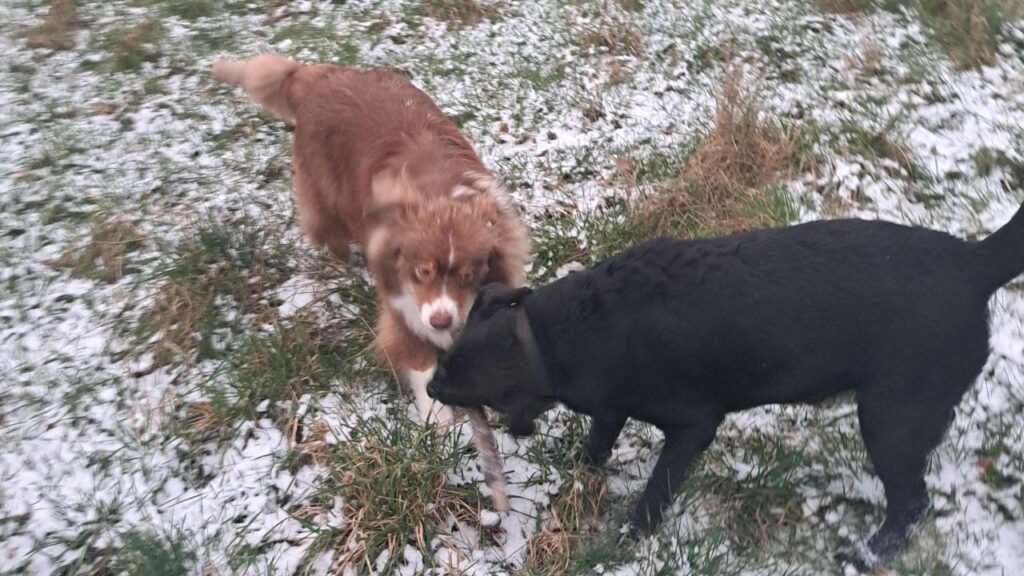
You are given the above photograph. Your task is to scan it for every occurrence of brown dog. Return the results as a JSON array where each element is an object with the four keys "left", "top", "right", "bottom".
[{"left": 212, "top": 54, "right": 530, "bottom": 423}]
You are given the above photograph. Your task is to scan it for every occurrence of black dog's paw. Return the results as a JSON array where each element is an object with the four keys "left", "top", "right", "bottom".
[
  {"left": 617, "top": 520, "right": 643, "bottom": 543},
  {"left": 833, "top": 545, "right": 878, "bottom": 574},
  {"left": 619, "top": 510, "right": 656, "bottom": 543}
]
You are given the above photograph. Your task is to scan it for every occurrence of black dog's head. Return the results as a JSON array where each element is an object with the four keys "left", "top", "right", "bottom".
[{"left": 427, "top": 283, "right": 554, "bottom": 437}]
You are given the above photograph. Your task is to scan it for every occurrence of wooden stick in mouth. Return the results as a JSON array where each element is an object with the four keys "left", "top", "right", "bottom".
[{"left": 465, "top": 406, "right": 508, "bottom": 512}]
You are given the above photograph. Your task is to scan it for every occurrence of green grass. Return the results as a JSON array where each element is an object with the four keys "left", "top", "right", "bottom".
[
  {"left": 271, "top": 23, "right": 360, "bottom": 64},
  {"left": 109, "top": 530, "right": 196, "bottom": 576},
  {"left": 154, "top": 0, "right": 222, "bottom": 20},
  {"left": 200, "top": 315, "right": 365, "bottom": 428},
  {"left": 136, "top": 215, "right": 294, "bottom": 366},
  {"left": 295, "top": 406, "right": 483, "bottom": 575}
]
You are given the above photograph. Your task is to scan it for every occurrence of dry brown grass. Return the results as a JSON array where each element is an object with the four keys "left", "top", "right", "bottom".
[
  {"left": 104, "top": 19, "right": 163, "bottom": 72},
  {"left": 525, "top": 466, "right": 608, "bottom": 576},
  {"left": 23, "top": 0, "right": 79, "bottom": 51},
  {"left": 181, "top": 402, "right": 221, "bottom": 436},
  {"left": 47, "top": 217, "right": 142, "bottom": 282},
  {"left": 148, "top": 279, "right": 213, "bottom": 367},
  {"left": 630, "top": 69, "right": 795, "bottom": 238},
  {"left": 418, "top": 0, "right": 500, "bottom": 27},
  {"left": 917, "top": 0, "right": 1022, "bottom": 68},
  {"left": 845, "top": 40, "right": 884, "bottom": 79},
  {"left": 576, "top": 15, "right": 645, "bottom": 57},
  {"left": 814, "top": 0, "right": 876, "bottom": 14}
]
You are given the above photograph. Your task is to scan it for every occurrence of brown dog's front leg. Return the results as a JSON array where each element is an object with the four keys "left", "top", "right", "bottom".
[{"left": 626, "top": 417, "right": 721, "bottom": 536}]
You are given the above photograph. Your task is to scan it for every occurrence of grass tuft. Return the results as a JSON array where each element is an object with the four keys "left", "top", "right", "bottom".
[
  {"left": 47, "top": 216, "right": 143, "bottom": 282},
  {"left": 109, "top": 530, "right": 195, "bottom": 576},
  {"left": 913, "top": 0, "right": 1022, "bottom": 68},
  {"left": 101, "top": 19, "right": 164, "bottom": 72},
  {"left": 157, "top": 0, "right": 222, "bottom": 20},
  {"left": 414, "top": 0, "right": 500, "bottom": 27},
  {"left": 201, "top": 316, "right": 364, "bottom": 428},
  {"left": 302, "top": 409, "right": 483, "bottom": 575},
  {"left": 525, "top": 464, "right": 608, "bottom": 576},
  {"left": 138, "top": 217, "right": 292, "bottom": 367},
  {"left": 815, "top": 0, "right": 877, "bottom": 13},
  {"left": 575, "top": 15, "right": 646, "bottom": 57},
  {"left": 630, "top": 69, "right": 796, "bottom": 239},
  {"left": 22, "top": 0, "right": 79, "bottom": 51}
]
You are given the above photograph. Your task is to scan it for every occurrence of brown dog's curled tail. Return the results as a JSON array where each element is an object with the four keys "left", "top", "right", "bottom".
[
  {"left": 465, "top": 406, "right": 509, "bottom": 512},
  {"left": 211, "top": 53, "right": 300, "bottom": 123}
]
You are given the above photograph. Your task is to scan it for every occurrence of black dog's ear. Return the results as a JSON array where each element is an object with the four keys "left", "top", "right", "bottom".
[{"left": 474, "top": 283, "right": 533, "bottom": 319}]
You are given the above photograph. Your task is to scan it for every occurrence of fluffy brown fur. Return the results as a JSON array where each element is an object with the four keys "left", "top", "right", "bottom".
[{"left": 211, "top": 53, "right": 529, "bottom": 425}]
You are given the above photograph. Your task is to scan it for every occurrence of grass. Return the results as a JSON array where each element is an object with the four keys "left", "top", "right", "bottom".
[
  {"left": 154, "top": 0, "right": 222, "bottom": 20},
  {"left": 818, "top": 0, "right": 1024, "bottom": 68},
  {"left": 409, "top": 0, "right": 501, "bottom": 27},
  {"left": 574, "top": 14, "right": 646, "bottom": 57},
  {"left": 524, "top": 464, "right": 609, "bottom": 575},
  {"left": 137, "top": 216, "right": 293, "bottom": 367},
  {"left": 98, "top": 19, "right": 164, "bottom": 72},
  {"left": 912, "top": 0, "right": 1023, "bottom": 69},
  {"left": 296, "top": 408, "right": 484, "bottom": 575},
  {"left": 629, "top": 68, "right": 797, "bottom": 239},
  {"left": 47, "top": 216, "right": 143, "bottom": 283},
  {"left": 199, "top": 317, "right": 356, "bottom": 429},
  {"left": 189, "top": 264, "right": 386, "bottom": 430},
  {"left": 21, "top": 0, "right": 78, "bottom": 51},
  {"left": 108, "top": 530, "right": 196, "bottom": 576},
  {"left": 815, "top": 0, "right": 877, "bottom": 13},
  {"left": 270, "top": 23, "right": 360, "bottom": 64},
  {"left": 527, "top": 71, "right": 803, "bottom": 283}
]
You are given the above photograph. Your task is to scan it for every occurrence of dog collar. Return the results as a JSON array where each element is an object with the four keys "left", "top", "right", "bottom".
[{"left": 514, "top": 305, "right": 553, "bottom": 392}]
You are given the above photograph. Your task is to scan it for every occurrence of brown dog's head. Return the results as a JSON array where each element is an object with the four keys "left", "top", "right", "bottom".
[
  {"left": 427, "top": 283, "right": 554, "bottom": 436},
  {"left": 367, "top": 191, "right": 507, "bottom": 349}
]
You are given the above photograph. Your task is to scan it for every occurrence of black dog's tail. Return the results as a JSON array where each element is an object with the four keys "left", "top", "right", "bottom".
[{"left": 976, "top": 201, "right": 1024, "bottom": 293}]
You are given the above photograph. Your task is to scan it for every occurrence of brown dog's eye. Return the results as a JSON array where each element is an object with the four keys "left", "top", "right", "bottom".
[
  {"left": 458, "top": 269, "right": 474, "bottom": 287},
  {"left": 415, "top": 265, "right": 434, "bottom": 282}
]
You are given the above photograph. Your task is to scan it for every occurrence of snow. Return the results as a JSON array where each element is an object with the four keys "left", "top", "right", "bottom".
[{"left": 1, "top": 0, "right": 1024, "bottom": 574}]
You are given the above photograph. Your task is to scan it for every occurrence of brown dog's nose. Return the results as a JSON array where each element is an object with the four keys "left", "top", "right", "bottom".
[{"left": 429, "top": 310, "right": 453, "bottom": 330}]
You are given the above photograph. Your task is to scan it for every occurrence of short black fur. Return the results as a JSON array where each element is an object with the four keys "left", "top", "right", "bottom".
[{"left": 428, "top": 205, "right": 1024, "bottom": 567}]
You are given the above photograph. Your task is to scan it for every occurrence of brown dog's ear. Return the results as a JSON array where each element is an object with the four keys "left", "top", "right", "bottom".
[{"left": 474, "top": 283, "right": 533, "bottom": 319}]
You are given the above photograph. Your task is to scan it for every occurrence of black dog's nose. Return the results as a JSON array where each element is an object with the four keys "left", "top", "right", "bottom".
[{"left": 426, "top": 379, "right": 440, "bottom": 399}]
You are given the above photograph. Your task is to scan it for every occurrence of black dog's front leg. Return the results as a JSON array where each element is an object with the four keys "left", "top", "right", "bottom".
[
  {"left": 626, "top": 418, "right": 720, "bottom": 535},
  {"left": 582, "top": 414, "right": 627, "bottom": 467}
]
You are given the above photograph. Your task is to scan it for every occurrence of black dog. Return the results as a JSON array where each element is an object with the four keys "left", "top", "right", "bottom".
[{"left": 427, "top": 204, "right": 1024, "bottom": 567}]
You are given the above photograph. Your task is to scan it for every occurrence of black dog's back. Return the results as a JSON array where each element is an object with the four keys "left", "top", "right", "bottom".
[{"left": 535, "top": 219, "right": 996, "bottom": 420}]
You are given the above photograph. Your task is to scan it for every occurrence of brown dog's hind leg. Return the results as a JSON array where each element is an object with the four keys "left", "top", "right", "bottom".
[{"left": 291, "top": 156, "right": 352, "bottom": 260}]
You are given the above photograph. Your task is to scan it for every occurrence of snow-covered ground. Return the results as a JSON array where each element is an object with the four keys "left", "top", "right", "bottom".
[{"left": 2, "top": 0, "right": 1023, "bottom": 574}]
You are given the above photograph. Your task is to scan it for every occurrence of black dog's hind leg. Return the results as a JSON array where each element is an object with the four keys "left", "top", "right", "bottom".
[
  {"left": 627, "top": 416, "right": 721, "bottom": 535},
  {"left": 853, "top": 382, "right": 963, "bottom": 565},
  {"left": 582, "top": 414, "right": 627, "bottom": 467}
]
